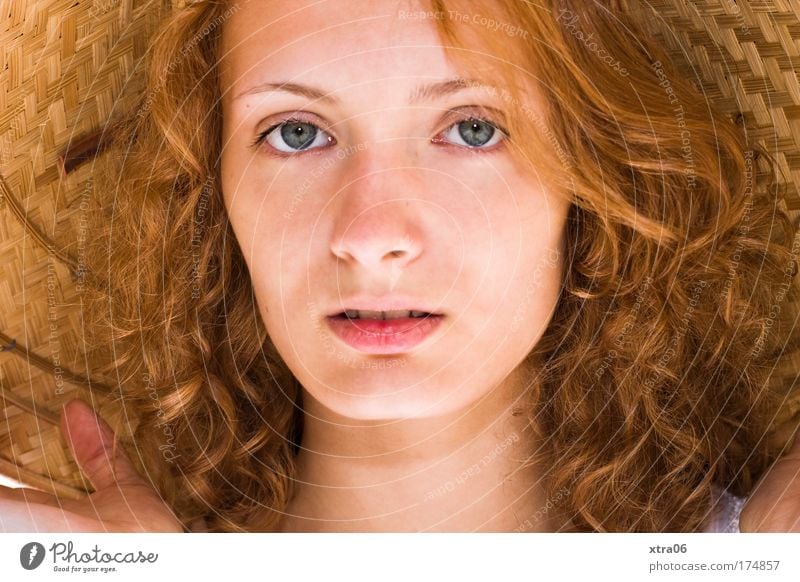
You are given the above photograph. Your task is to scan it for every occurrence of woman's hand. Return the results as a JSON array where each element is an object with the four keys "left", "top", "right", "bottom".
[
  {"left": 739, "top": 430, "right": 800, "bottom": 532},
  {"left": 0, "top": 398, "right": 183, "bottom": 532}
]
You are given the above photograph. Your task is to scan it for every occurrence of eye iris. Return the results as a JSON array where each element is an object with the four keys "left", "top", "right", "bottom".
[
  {"left": 281, "top": 122, "right": 317, "bottom": 150},
  {"left": 458, "top": 119, "right": 494, "bottom": 147}
]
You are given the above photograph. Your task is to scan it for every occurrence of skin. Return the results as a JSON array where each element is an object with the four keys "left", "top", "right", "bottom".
[
  {"left": 0, "top": 399, "right": 182, "bottom": 532},
  {"left": 1, "top": 0, "right": 798, "bottom": 534},
  {"left": 218, "top": 0, "right": 568, "bottom": 531}
]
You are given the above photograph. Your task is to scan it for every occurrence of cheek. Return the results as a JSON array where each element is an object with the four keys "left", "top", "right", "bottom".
[
  {"left": 482, "top": 187, "right": 565, "bottom": 278},
  {"left": 221, "top": 174, "right": 295, "bottom": 316},
  {"left": 474, "top": 194, "right": 566, "bottom": 340},
  {"left": 517, "top": 246, "right": 564, "bottom": 331},
  {"left": 222, "top": 155, "right": 304, "bottom": 260},
  {"left": 478, "top": 245, "right": 563, "bottom": 339}
]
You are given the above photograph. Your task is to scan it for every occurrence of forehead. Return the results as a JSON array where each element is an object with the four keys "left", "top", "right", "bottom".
[{"left": 219, "top": 0, "right": 494, "bottom": 97}]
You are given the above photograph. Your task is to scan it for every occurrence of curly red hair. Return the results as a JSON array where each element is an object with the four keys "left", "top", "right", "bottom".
[{"left": 81, "top": 0, "right": 800, "bottom": 531}]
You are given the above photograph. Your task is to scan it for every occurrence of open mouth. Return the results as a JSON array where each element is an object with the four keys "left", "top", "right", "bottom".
[
  {"left": 326, "top": 311, "right": 446, "bottom": 354},
  {"left": 331, "top": 310, "right": 436, "bottom": 320}
]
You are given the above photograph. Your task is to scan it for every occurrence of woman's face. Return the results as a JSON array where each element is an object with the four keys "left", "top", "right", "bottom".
[{"left": 219, "top": 0, "right": 570, "bottom": 420}]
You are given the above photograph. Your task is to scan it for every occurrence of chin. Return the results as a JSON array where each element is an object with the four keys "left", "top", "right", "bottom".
[{"left": 319, "top": 390, "right": 470, "bottom": 421}]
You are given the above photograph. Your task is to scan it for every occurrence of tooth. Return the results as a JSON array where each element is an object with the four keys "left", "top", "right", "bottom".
[
  {"left": 341, "top": 310, "right": 431, "bottom": 320},
  {"left": 383, "top": 310, "right": 412, "bottom": 319},
  {"left": 344, "top": 310, "right": 419, "bottom": 319},
  {"left": 358, "top": 310, "right": 385, "bottom": 319}
]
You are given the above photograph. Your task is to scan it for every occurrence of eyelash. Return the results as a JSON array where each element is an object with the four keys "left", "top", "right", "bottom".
[{"left": 249, "top": 111, "right": 510, "bottom": 156}]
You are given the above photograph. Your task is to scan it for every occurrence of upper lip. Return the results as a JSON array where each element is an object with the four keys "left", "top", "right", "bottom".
[{"left": 327, "top": 296, "right": 444, "bottom": 316}]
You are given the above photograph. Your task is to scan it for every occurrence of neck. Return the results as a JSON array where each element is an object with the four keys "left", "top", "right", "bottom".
[{"left": 276, "top": 365, "right": 561, "bottom": 532}]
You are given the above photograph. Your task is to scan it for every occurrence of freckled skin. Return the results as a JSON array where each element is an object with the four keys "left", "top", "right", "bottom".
[
  {"left": 220, "top": 0, "right": 569, "bottom": 420},
  {"left": 219, "top": 0, "right": 570, "bottom": 531}
]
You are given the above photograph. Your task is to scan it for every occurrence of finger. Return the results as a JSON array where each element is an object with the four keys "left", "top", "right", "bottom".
[
  {"left": 0, "top": 484, "right": 61, "bottom": 507},
  {"left": 60, "top": 399, "right": 145, "bottom": 492},
  {"left": 790, "top": 429, "right": 800, "bottom": 455}
]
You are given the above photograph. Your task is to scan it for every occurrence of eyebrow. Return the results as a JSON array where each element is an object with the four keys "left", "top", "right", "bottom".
[{"left": 233, "top": 77, "right": 496, "bottom": 105}]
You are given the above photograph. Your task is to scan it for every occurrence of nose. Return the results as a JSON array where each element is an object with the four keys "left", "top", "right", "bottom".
[
  {"left": 329, "top": 148, "right": 425, "bottom": 274},
  {"left": 331, "top": 226, "right": 419, "bottom": 271},
  {"left": 329, "top": 192, "right": 423, "bottom": 272}
]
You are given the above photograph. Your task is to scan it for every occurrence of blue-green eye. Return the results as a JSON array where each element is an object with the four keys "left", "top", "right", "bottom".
[
  {"left": 439, "top": 117, "right": 505, "bottom": 148},
  {"left": 254, "top": 118, "right": 335, "bottom": 153},
  {"left": 251, "top": 113, "right": 508, "bottom": 154}
]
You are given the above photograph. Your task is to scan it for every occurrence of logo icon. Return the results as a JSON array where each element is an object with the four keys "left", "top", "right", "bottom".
[{"left": 19, "top": 542, "right": 46, "bottom": 570}]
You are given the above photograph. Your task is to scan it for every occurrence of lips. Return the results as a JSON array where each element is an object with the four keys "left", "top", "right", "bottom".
[
  {"left": 325, "top": 312, "right": 446, "bottom": 354},
  {"left": 324, "top": 297, "right": 446, "bottom": 356},
  {"left": 323, "top": 297, "right": 445, "bottom": 352}
]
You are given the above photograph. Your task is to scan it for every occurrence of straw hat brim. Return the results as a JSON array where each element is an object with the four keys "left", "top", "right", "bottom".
[
  {"left": 0, "top": 0, "right": 166, "bottom": 496},
  {"left": 1, "top": 0, "right": 799, "bottom": 502}
]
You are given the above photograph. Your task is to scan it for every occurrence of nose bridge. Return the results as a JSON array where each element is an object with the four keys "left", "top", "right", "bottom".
[{"left": 329, "top": 143, "right": 425, "bottom": 269}]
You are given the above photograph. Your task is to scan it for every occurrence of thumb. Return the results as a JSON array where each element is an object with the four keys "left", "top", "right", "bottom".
[
  {"left": 790, "top": 428, "right": 800, "bottom": 455},
  {"left": 60, "top": 399, "right": 144, "bottom": 492}
]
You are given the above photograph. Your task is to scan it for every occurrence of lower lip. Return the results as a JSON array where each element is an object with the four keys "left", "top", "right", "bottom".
[{"left": 326, "top": 315, "right": 445, "bottom": 354}]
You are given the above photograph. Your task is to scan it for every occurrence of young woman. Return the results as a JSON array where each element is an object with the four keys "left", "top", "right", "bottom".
[{"left": 2, "top": 0, "right": 799, "bottom": 533}]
